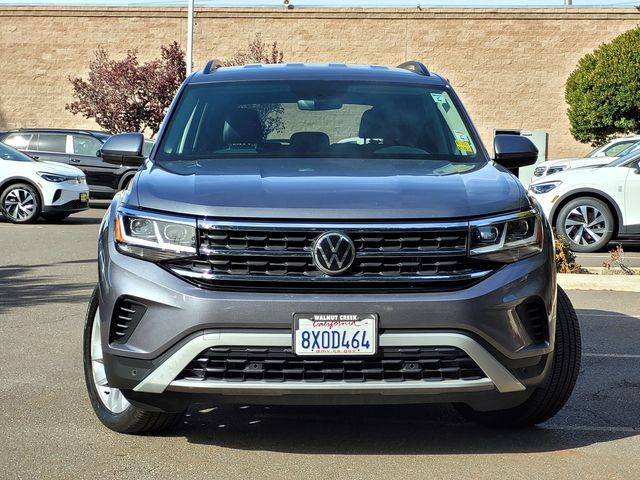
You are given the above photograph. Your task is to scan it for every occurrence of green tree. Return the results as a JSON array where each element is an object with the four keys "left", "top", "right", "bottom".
[{"left": 565, "top": 27, "right": 640, "bottom": 146}]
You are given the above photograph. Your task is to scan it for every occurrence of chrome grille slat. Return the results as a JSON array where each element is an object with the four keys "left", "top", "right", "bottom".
[{"left": 164, "top": 220, "right": 496, "bottom": 292}]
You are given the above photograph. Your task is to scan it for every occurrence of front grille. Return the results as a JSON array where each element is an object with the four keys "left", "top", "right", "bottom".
[
  {"left": 177, "top": 346, "right": 486, "bottom": 383},
  {"left": 165, "top": 221, "right": 496, "bottom": 292}
]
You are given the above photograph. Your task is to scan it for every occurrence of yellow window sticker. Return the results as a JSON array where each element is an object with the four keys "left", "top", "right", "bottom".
[{"left": 455, "top": 139, "right": 473, "bottom": 153}]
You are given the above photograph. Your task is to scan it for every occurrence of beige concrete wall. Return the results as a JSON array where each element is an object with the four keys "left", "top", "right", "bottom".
[{"left": 1, "top": 6, "right": 639, "bottom": 158}]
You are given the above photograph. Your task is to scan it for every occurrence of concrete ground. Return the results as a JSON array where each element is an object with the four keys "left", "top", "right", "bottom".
[{"left": 1, "top": 207, "right": 639, "bottom": 479}]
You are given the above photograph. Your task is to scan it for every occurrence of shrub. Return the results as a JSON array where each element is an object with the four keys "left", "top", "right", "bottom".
[
  {"left": 555, "top": 233, "right": 583, "bottom": 274},
  {"left": 66, "top": 42, "right": 185, "bottom": 137},
  {"left": 565, "top": 27, "right": 640, "bottom": 146}
]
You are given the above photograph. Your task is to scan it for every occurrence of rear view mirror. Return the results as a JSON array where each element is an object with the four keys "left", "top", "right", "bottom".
[
  {"left": 297, "top": 98, "right": 343, "bottom": 111},
  {"left": 100, "top": 133, "right": 145, "bottom": 167},
  {"left": 493, "top": 135, "right": 539, "bottom": 169}
]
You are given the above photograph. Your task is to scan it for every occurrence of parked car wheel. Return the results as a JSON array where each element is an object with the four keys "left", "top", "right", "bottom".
[
  {"left": 0, "top": 182, "right": 41, "bottom": 224},
  {"left": 456, "top": 287, "right": 581, "bottom": 427},
  {"left": 41, "top": 212, "right": 71, "bottom": 222},
  {"left": 555, "top": 197, "right": 614, "bottom": 253},
  {"left": 83, "top": 286, "right": 180, "bottom": 434}
]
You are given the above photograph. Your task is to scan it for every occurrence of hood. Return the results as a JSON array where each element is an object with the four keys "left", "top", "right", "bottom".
[
  {"left": 544, "top": 156, "right": 615, "bottom": 168},
  {"left": 38, "top": 161, "right": 85, "bottom": 176},
  {"left": 530, "top": 164, "right": 606, "bottom": 184},
  {"left": 133, "top": 158, "right": 525, "bottom": 220}
]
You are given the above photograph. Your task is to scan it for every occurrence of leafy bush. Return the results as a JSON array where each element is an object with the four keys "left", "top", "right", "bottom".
[
  {"left": 565, "top": 27, "right": 640, "bottom": 146},
  {"left": 67, "top": 35, "right": 285, "bottom": 139},
  {"left": 67, "top": 42, "right": 185, "bottom": 137},
  {"left": 555, "top": 233, "right": 583, "bottom": 274}
]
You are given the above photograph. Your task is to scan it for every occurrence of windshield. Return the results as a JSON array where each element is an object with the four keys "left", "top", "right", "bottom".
[
  {"left": 0, "top": 142, "right": 36, "bottom": 162},
  {"left": 615, "top": 141, "right": 640, "bottom": 158},
  {"left": 607, "top": 150, "right": 640, "bottom": 168},
  {"left": 156, "top": 81, "right": 484, "bottom": 165}
]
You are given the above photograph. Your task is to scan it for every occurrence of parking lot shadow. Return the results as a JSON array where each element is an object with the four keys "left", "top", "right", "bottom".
[
  {"left": 174, "top": 402, "right": 636, "bottom": 455},
  {"left": 172, "top": 307, "right": 639, "bottom": 454},
  {"left": 0, "top": 259, "right": 95, "bottom": 314}
]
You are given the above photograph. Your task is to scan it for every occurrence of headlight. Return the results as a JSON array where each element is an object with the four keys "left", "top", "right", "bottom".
[
  {"left": 37, "top": 171, "right": 74, "bottom": 183},
  {"left": 547, "top": 166, "right": 568, "bottom": 175},
  {"left": 78, "top": 176, "right": 87, "bottom": 185},
  {"left": 114, "top": 208, "right": 196, "bottom": 261},
  {"left": 529, "top": 181, "right": 561, "bottom": 195},
  {"left": 469, "top": 209, "right": 543, "bottom": 262}
]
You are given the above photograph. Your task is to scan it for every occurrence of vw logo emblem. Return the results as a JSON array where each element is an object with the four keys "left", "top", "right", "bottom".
[{"left": 311, "top": 231, "right": 356, "bottom": 275}]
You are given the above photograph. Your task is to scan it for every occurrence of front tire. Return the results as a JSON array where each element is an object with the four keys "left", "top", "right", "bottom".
[
  {"left": 555, "top": 197, "right": 614, "bottom": 253},
  {"left": 0, "top": 182, "right": 41, "bottom": 224},
  {"left": 83, "top": 286, "right": 180, "bottom": 434},
  {"left": 456, "top": 287, "right": 581, "bottom": 427}
]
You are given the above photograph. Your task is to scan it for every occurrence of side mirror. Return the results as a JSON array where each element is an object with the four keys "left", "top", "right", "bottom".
[
  {"left": 493, "top": 135, "right": 539, "bottom": 169},
  {"left": 100, "top": 133, "right": 145, "bottom": 167}
]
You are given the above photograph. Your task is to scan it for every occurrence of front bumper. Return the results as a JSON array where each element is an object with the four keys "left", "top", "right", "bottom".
[
  {"left": 98, "top": 205, "right": 557, "bottom": 412},
  {"left": 40, "top": 180, "right": 90, "bottom": 213}
]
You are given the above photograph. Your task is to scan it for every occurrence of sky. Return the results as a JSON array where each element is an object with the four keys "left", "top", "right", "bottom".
[{"left": 2, "top": 0, "right": 639, "bottom": 7}]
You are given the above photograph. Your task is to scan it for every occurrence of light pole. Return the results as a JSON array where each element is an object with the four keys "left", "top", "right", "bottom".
[
  {"left": 186, "top": 0, "right": 194, "bottom": 76},
  {"left": 565, "top": 0, "right": 572, "bottom": 5}
]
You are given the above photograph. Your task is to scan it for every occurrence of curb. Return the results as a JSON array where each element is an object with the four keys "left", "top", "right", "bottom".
[{"left": 558, "top": 273, "right": 640, "bottom": 292}]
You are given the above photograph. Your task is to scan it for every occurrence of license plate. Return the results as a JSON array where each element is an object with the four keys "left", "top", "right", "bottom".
[
  {"left": 293, "top": 314, "right": 377, "bottom": 356},
  {"left": 80, "top": 192, "right": 88, "bottom": 202}
]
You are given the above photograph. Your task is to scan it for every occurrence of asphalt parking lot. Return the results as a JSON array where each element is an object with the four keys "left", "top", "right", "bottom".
[{"left": 1, "top": 206, "right": 639, "bottom": 479}]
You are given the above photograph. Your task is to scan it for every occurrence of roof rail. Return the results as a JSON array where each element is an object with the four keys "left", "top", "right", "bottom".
[
  {"left": 203, "top": 59, "right": 224, "bottom": 75},
  {"left": 396, "top": 61, "right": 430, "bottom": 77}
]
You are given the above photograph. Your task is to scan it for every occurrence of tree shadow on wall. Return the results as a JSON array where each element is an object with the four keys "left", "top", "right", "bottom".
[{"left": 0, "top": 100, "right": 7, "bottom": 130}]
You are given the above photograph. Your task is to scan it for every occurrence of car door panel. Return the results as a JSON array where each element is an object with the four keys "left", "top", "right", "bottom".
[
  {"left": 623, "top": 164, "right": 640, "bottom": 227},
  {"left": 32, "top": 133, "right": 71, "bottom": 165},
  {"left": 70, "top": 134, "right": 115, "bottom": 192}
]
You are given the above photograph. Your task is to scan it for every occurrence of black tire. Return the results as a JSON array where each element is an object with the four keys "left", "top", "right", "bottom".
[
  {"left": 0, "top": 182, "right": 41, "bottom": 224},
  {"left": 456, "top": 287, "right": 581, "bottom": 427},
  {"left": 41, "top": 212, "right": 71, "bottom": 222},
  {"left": 555, "top": 197, "right": 614, "bottom": 253},
  {"left": 83, "top": 286, "right": 180, "bottom": 434}
]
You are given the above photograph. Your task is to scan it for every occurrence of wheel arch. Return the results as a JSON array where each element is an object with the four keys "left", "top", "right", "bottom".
[
  {"left": 550, "top": 189, "right": 622, "bottom": 237},
  {"left": 117, "top": 170, "right": 137, "bottom": 192},
  {"left": 0, "top": 176, "right": 45, "bottom": 208}
]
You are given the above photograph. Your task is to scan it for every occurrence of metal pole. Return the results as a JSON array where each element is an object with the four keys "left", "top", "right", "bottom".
[
  {"left": 564, "top": 0, "right": 572, "bottom": 5},
  {"left": 186, "top": 0, "right": 194, "bottom": 75}
]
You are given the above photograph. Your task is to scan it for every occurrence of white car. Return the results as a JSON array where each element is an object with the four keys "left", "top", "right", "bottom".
[
  {"left": 529, "top": 150, "right": 640, "bottom": 252},
  {"left": 532, "top": 136, "right": 640, "bottom": 179},
  {"left": 0, "top": 142, "right": 89, "bottom": 223}
]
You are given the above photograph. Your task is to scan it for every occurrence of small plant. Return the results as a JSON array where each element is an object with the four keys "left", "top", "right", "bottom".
[
  {"left": 603, "top": 244, "right": 635, "bottom": 275},
  {"left": 555, "top": 232, "right": 583, "bottom": 274}
]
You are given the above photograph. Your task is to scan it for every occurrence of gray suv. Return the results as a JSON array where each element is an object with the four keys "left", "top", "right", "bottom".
[{"left": 84, "top": 61, "right": 581, "bottom": 434}]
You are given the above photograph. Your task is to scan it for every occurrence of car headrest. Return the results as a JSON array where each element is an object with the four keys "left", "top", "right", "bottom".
[
  {"left": 289, "top": 131, "right": 330, "bottom": 153},
  {"left": 358, "top": 108, "right": 388, "bottom": 139},
  {"left": 222, "top": 108, "right": 263, "bottom": 145}
]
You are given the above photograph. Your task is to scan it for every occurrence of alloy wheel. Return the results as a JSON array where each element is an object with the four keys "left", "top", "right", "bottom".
[
  {"left": 90, "top": 310, "right": 130, "bottom": 414},
  {"left": 3, "top": 188, "right": 36, "bottom": 221},
  {"left": 564, "top": 205, "right": 606, "bottom": 246}
]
